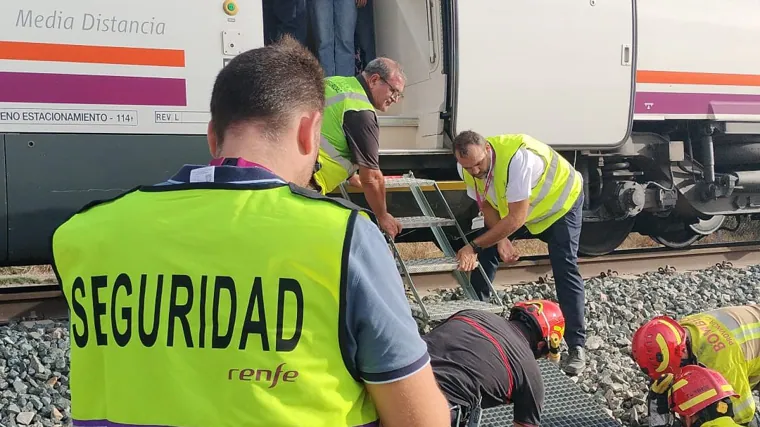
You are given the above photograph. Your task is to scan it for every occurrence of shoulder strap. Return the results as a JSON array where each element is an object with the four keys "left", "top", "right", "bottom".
[{"left": 288, "top": 183, "right": 378, "bottom": 225}]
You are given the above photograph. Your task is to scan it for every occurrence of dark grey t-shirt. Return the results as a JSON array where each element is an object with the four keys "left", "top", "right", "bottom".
[
  {"left": 422, "top": 309, "right": 545, "bottom": 426},
  {"left": 343, "top": 75, "right": 381, "bottom": 170}
]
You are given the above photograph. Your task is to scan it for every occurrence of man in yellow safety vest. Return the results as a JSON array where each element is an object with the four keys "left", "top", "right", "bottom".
[
  {"left": 50, "top": 35, "right": 451, "bottom": 427},
  {"left": 451, "top": 130, "right": 588, "bottom": 376},
  {"left": 312, "top": 57, "right": 405, "bottom": 238}
]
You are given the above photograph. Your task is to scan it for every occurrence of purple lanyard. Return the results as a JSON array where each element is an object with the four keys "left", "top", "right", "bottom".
[
  {"left": 209, "top": 157, "right": 273, "bottom": 173},
  {"left": 475, "top": 146, "right": 496, "bottom": 210}
]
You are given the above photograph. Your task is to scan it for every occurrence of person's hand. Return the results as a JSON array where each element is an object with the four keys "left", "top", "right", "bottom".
[
  {"left": 356, "top": 0, "right": 367, "bottom": 7},
  {"left": 497, "top": 239, "right": 519, "bottom": 263},
  {"left": 378, "top": 213, "right": 402, "bottom": 239},
  {"left": 347, "top": 173, "right": 362, "bottom": 188},
  {"left": 456, "top": 244, "right": 479, "bottom": 272},
  {"left": 646, "top": 373, "right": 675, "bottom": 427}
]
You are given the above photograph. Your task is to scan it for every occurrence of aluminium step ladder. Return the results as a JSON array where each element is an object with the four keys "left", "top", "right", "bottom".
[{"left": 338, "top": 171, "right": 504, "bottom": 326}]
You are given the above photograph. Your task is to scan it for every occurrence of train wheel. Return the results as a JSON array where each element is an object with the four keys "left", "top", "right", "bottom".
[
  {"left": 578, "top": 218, "right": 635, "bottom": 257},
  {"left": 651, "top": 230, "right": 703, "bottom": 248},
  {"left": 651, "top": 215, "right": 724, "bottom": 249}
]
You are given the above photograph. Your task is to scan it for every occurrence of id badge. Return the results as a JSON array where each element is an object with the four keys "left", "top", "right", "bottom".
[{"left": 471, "top": 213, "right": 485, "bottom": 230}]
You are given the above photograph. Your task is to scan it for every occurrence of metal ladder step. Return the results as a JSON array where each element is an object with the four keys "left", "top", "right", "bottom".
[
  {"left": 384, "top": 176, "right": 437, "bottom": 188},
  {"left": 397, "top": 216, "right": 456, "bottom": 229},
  {"left": 398, "top": 257, "right": 460, "bottom": 274},
  {"left": 411, "top": 299, "right": 505, "bottom": 322}
]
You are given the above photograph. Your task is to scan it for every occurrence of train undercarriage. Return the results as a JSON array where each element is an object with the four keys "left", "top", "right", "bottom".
[
  {"left": 377, "top": 119, "right": 760, "bottom": 258},
  {"left": 575, "top": 119, "right": 760, "bottom": 256}
]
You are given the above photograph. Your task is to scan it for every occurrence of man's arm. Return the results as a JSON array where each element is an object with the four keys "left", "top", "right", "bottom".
[
  {"left": 343, "top": 214, "right": 451, "bottom": 427},
  {"left": 722, "top": 365, "right": 755, "bottom": 424},
  {"left": 343, "top": 111, "right": 389, "bottom": 217}
]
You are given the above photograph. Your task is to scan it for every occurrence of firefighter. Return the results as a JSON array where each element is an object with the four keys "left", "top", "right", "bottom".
[
  {"left": 422, "top": 299, "right": 566, "bottom": 427},
  {"left": 631, "top": 305, "right": 760, "bottom": 427},
  {"left": 668, "top": 365, "right": 741, "bottom": 427},
  {"left": 312, "top": 57, "right": 406, "bottom": 238}
]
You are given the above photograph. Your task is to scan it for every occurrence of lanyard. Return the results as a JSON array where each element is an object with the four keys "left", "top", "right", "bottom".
[
  {"left": 474, "top": 145, "right": 496, "bottom": 210},
  {"left": 209, "top": 157, "right": 274, "bottom": 173}
]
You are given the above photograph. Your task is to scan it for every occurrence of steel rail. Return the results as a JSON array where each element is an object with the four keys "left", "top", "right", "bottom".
[{"left": 1, "top": 241, "right": 760, "bottom": 324}]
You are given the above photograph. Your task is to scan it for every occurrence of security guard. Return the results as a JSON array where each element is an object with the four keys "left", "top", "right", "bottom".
[
  {"left": 51, "top": 36, "right": 451, "bottom": 427},
  {"left": 312, "top": 57, "right": 405, "bottom": 238},
  {"left": 632, "top": 306, "right": 760, "bottom": 426},
  {"left": 668, "top": 365, "right": 742, "bottom": 427},
  {"left": 451, "top": 131, "right": 587, "bottom": 376}
]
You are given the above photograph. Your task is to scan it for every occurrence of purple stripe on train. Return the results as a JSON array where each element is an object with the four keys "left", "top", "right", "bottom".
[
  {"left": 0, "top": 71, "right": 187, "bottom": 107},
  {"left": 635, "top": 92, "right": 760, "bottom": 115},
  {"left": 74, "top": 419, "right": 380, "bottom": 427}
]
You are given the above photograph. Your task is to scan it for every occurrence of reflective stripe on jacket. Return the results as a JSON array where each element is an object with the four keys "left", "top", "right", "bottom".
[
  {"left": 681, "top": 305, "right": 760, "bottom": 425},
  {"left": 461, "top": 134, "right": 583, "bottom": 234},
  {"left": 51, "top": 180, "right": 379, "bottom": 427}
]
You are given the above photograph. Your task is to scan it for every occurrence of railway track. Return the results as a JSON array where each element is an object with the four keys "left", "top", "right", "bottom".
[{"left": 1, "top": 241, "right": 760, "bottom": 325}]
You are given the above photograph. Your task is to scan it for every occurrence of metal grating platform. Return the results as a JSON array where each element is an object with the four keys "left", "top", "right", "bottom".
[
  {"left": 384, "top": 176, "right": 437, "bottom": 188},
  {"left": 413, "top": 299, "right": 505, "bottom": 321},
  {"left": 480, "top": 359, "right": 621, "bottom": 427},
  {"left": 399, "top": 257, "right": 460, "bottom": 274},
  {"left": 397, "top": 216, "right": 457, "bottom": 229}
]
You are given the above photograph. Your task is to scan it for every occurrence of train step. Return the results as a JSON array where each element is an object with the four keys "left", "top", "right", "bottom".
[
  {"left": 338, "top": 171, "right": 504, "bottom": 327},
  {"left": 397, "top": 215, "right": 457, "bottom": 229},
  {"left": 397, "top": 256, "right": 460, "bottom": 274},
  {"left": 479, "top": 358, "right": 621, "bottom": 427},
  {"left": 411, "top": 298, "right": 505, "bottom": 322}
]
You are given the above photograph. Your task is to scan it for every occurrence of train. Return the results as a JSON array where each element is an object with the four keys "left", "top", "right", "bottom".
[{"left": 1, "top": 0, "right": 759, "bottom": 266}]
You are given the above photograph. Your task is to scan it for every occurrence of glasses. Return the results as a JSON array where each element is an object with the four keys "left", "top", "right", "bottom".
[{"left": 378, "top": 75, "right": 404, "bottom": 101}]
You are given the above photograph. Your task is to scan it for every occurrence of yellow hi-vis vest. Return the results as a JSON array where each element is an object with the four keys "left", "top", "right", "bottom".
[
  {"left": 313, "top": 76, "right": 376, "bottom": 194},
  {"left": 51, "top": 181, "right": 380, "bottom": 427},
  {"left": 461, "top": 134, "right": 583, "bottom": 235},
  {"left": 680, "top": 305, "right": 760, "bottom": 425}
]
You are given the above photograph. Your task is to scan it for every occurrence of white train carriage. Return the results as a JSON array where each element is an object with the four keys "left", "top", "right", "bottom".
[{"left": 0, "top": 0, "right": 759, "bottom": 264}]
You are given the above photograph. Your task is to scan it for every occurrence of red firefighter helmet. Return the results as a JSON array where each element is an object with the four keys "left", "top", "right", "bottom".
[
  {"left": 631, "top": 315, "right": 688, "bottom": 380},
  {"left": 670, "top": 365, "right": 738, "bottom": 418},
  {"left": 509, "top": 299, "right": 565, "bottom": 355}
]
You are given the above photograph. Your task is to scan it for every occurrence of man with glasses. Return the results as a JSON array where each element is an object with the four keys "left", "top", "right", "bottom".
[{"left": 313, "top": 57, "right": 405, "bottom": 238}]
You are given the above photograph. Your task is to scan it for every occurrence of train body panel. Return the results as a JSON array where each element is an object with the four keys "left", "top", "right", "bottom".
[
  {"left": 633, "top": 0, "right": 760, "bottom": 122},
  {"left": 2, "top": 0, "right": 760, "bottom": 265},
  {"left": 453, "top": 0, "right": 635, "bottom": 148}
]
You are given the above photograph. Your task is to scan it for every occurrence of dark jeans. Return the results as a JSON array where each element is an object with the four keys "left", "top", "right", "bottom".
[
  {"left": 310, "top": 0, "right": 358, "bottom": 76},
  {"left": 354, "top": 0, "right": 376, "bottom": 72},
  {"left": 262, "top": 0, "right": 308, "bottom": 46},
  {"left": 471, "top": 193, "right": 587, "bottom": 349}
]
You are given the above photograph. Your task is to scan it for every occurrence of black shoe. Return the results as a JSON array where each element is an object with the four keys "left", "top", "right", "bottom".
[{"left": 563, "top": 346, "right": 586, "bottom": 376}]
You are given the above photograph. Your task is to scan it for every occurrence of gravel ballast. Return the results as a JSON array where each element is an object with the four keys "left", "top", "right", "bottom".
[{"left": 2, "top": 263, "right": 760, "bottom": 427}]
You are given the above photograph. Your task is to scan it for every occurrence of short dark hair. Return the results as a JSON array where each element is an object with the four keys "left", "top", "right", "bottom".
[
  {"left": 452, "top": 130, "right": 486, "bottom": 157},
  {"left": 209, "top": 35, "right": 325, "bottom": 145}
]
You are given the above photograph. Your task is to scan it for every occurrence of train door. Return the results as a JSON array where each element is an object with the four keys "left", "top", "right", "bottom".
[{"left": 451, "top": 0, "right": 636, "bottom": 148}]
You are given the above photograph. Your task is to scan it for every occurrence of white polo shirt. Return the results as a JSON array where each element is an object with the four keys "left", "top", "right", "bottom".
[{"left": 456, "top": 147, "right": 545, "bottom": 204}]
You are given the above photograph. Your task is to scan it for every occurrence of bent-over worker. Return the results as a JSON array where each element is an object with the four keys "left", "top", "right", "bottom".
[
  {"left": 312, "top": 57, "right": 406, "bottom": 238},
  {"left": 51, "top": 35, "right": 450, "bottom": 427},
  {"left": 632, "top": 305, "right": 760, "bottom": 427},
  {"left": 423, "top": 299, "right": 566, "bottom": 427},
  {"left": 451, "top": 131, "right": 587, "bottom": 376}
]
